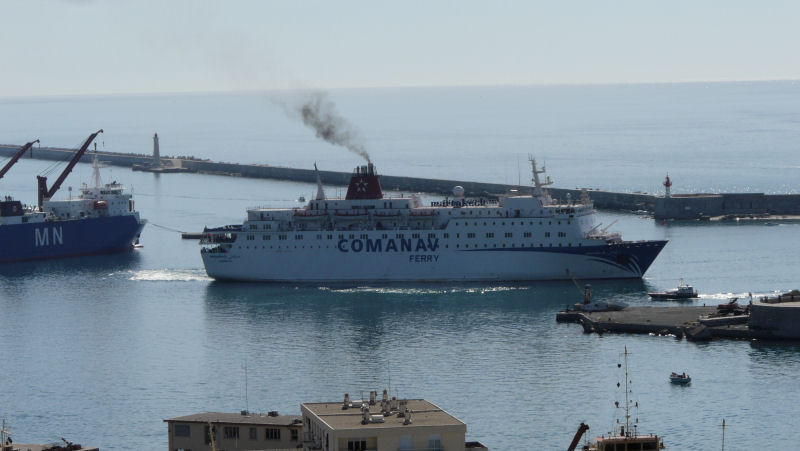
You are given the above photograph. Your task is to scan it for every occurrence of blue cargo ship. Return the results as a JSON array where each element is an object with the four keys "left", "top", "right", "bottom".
[{"left": 0, "top": 131, "right": 145, "bottom": 263}]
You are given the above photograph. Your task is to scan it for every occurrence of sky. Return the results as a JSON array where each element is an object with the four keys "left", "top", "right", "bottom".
[{"left": 1, "top": 0, "right": 799, "bottom": 97}]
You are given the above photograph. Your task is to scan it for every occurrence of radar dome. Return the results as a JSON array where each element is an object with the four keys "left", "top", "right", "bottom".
[{"left": 453, "top": 186, "right": 465, "bottom": 198}]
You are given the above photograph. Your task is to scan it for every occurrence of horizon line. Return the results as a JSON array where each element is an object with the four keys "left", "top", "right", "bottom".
[{"left": 1, "top": 78, "right": 798, "bottom": 101}]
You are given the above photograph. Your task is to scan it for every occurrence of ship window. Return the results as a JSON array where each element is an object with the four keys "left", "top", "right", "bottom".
[
  {"left": 456, "top": 244, "right": 459, "bottom": 248},
  {"left": 327, "top": 235, "right": 333, "bottom": 239},
  {"left": 539, "top": 221, "right": 542, "bottom": 225},
  {"left": 338, "top": 234, "right": 344, "bottom": 239},
  {"left": 501, "top": 222, "right": 505, "bottom": 225},
  {"left": 558, "top": 221, "right": 561, "bottom": 225},
  {"left": 396, "top": 234, "right": 404, "bottom": 238},
  {"left": 349, "top": 234, "right": 355, "bottom": 239},
  {"left": 295, "top": 234, "right": 303, "bottom": 239},
  {"left": 486, "top": 233, "right": 494, "bottom": 238},
  {"left": 493, "top": 222, "right": 496, "bottom": 225},
  {"left": 469, "top": 211, "right": 473, "bottom": 215},
  {"left": 263, "top": 235, "right": 270, "bottom": 240},
  {"left": 456, "top": 233, "right": 460, "bottom": 238},
  {"left": 549, "top": 221, "right": 552, "bottom": 225},
  {"left": 467, "top": 233, "right": 475, "bottom": 238},
  {"left": 412, "top": 233, "right": 420, "bottom": 238},
  {"left": 360, "top": 234, "right": 368, "bottom": 239},
  {"left": 444, "top": 233, "right": 449, "bottom": 238},
  {"left": 505, "top": 232, "right": 513, "bottom": 238},
  {"left": 502, "top": 243, "right": 506, "bottom": 247},
  {"left": 428, "top": 233, "right": 435, "bottom": 238},
  {"left": 545, "top": 232, "right": 550, "bottom": 237},
  {"left": 523, "top": 232, "right": 532, "bottom": 238},
  {"left": 382, "top": 234, "right": 388, "bottom": 239}
]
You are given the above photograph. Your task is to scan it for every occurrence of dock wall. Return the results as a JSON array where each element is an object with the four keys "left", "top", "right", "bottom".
[
  {"left": 654, "top": 193, "right": 800, "bottom": 219},
  {"left": 4, "top": 144, "right": 798, "bottom": 217},
  {"left": 0, "top": 144, "right": 655, "bottom": 211}
]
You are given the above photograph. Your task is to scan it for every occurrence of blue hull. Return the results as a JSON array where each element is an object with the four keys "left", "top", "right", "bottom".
[{"left": 0, "top": 215, "right": 144, "bottom": 263}]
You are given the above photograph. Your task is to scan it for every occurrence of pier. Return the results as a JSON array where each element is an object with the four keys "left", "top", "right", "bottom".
[
  {"left": 559, "top": 291, "right": 800, "bottom": 341},
  {"left": 3, "top": 143, "right": 800, "bottom": 218}
]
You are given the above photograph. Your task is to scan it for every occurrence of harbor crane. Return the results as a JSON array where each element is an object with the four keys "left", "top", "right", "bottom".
[
  {"left": 36, "top": 129, "right": 102, "bottom": 210},
  {"left": 0, "top": 139, "right": 38, "bottom": 180}
]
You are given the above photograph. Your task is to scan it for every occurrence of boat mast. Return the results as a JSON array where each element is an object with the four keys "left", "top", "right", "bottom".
[{"left": 623, "top": 346, "right": 631, "bottom": 437}]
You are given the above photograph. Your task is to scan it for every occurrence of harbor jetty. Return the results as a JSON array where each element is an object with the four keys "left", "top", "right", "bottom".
[
  {"left": 558, "top": 291, "right": 800, "bottom": 341},
  {"left": 4, "top": 142, "right": 800, "bottom": 218}
]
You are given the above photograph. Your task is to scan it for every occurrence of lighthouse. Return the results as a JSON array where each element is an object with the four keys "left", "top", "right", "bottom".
[
  {"left": 152, "top": 133, "right": 161, "bottom": 167},
  {"left": 663, "top": 175, "right": 672, "bottom": 198}
]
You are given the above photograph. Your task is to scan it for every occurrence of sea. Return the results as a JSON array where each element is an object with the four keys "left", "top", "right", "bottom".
[{"left": 1, "top": 81, "right": 800, "bottom": 450}]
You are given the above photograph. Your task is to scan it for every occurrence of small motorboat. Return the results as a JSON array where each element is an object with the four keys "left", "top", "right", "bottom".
[
  {"left": 649, "top": 278, "right": 698, "bottom": 300},
  {"left": 669, "top": 372, "right": 691, "bottom": 385}
]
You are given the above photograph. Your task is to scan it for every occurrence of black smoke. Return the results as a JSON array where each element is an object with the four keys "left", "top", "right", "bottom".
[{"left": 296, "top": 92, "right": 371, "bottom": 163}]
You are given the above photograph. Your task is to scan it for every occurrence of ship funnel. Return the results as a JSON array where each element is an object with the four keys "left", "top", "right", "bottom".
[{"left": 345, "top": 163, "right": 383, "bottom": 200}]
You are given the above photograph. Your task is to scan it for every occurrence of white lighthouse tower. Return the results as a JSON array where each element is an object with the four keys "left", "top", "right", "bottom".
[
  {"left": 153, "top": 133, "right": 161, "bottom": 167},
  {"left": 663, "top": 174, "right": 672, "bottom": 198}
]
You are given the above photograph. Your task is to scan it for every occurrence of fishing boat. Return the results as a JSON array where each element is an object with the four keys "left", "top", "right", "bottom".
[
  {"left": 649, "top": 279, "right": 698, "bottom": 300},
  {"left": 669, "top": 372, "right": 691, "bottom": 385},
  {"left": 575, "top": 347, "right": 665, "bottom": 450}
]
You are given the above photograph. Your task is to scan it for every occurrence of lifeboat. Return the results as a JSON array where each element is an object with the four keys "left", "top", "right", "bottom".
[
  {"left": 334, "top": 210, "right": 369, "bottom": 221},
  {"left": 293, "top": 209, "right": 327, "bottom": 220},
  {"left": 408, "top": 209, "right": 436, "bottom": 217},
  {"left": 93, "top": 200, "right": 108, "bottom": 210},
  {"left": 373, "top": 211, "right": 400, "bottom": 217}
]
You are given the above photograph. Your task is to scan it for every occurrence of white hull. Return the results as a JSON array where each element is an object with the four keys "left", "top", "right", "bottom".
[{"left": 202, "top": 242, "right": 663, "bottom": 282}]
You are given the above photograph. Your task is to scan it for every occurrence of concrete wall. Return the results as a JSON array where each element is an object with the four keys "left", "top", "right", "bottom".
[
  {"left": 8, "top": 144, "right": 799, "bottom": 218},
  {"left": 749, "top": 298, "right": 800, "bottom": 339},
  {"left": 654, "top": 193, "right": 800, "bottom": 219}
]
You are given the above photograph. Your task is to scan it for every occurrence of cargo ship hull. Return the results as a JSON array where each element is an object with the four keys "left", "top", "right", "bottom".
[{"left": 0, "top": 214, "right": 144, "bottom": 263}]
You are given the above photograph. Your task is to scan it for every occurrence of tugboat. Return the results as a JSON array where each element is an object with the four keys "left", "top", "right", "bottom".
[
  {"left": 649, "top": 279, "right": 698, "bottom": 300},
  {"left": 581, "top": 347, "right": 665, "bottom": 450}
]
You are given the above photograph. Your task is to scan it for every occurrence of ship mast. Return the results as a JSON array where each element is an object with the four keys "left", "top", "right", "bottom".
[{"left": 529, "top": 156, "right": 553, "bottom": 203}]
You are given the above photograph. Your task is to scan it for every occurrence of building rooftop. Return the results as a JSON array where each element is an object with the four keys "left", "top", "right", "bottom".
[
  {"left": 164, "top": 411, "right": 302, "bottom": 427},
  {"left": 302, "top": 399, "right": 465, "bottom": 431}
]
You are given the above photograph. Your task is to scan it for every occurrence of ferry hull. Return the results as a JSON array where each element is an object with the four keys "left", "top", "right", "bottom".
[
  {"left": 0, "top": 214, "right": 144, "bottom": 263},
  {"left": 202, "top": 240, "right": 667, "bottom": 282}
]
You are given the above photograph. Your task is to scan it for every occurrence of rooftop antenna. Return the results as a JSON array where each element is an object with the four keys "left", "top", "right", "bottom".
[{"left": 719, "top": 418, "right": 727, "bottom": 451}]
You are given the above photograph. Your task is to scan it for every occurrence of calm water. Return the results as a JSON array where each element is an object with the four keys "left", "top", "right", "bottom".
[{"left": 1, "top": 82, "right": 800, "bottom": 449}]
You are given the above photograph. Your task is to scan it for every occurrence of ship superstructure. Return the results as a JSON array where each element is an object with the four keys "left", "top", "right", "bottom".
[
  {"left": 0, "top": 131, "right": 145, "bottom": 263},
  {"left": 200, "top": 159, "right": 666, "bottom": 282}
]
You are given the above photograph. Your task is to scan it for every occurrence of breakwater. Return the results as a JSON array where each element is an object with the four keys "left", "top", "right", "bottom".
[
  {"left": 4, "top": 144, "right": 800, "bottom": 218},
  {"left": 0, "top": 144, "right": 655, "bottom": 211}
]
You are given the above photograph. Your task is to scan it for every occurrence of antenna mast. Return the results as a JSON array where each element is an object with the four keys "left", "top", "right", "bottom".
[
  {"left": 243, "top": 360, "right": 249, "bottom": 413},
  {"left": 623, "top": 346, "right": 631, "bottom": 436}
]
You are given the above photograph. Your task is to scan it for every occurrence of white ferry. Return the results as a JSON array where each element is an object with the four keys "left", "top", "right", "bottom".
[{"left": 200, "top": 159, "right": 666, "bottom": 282}]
